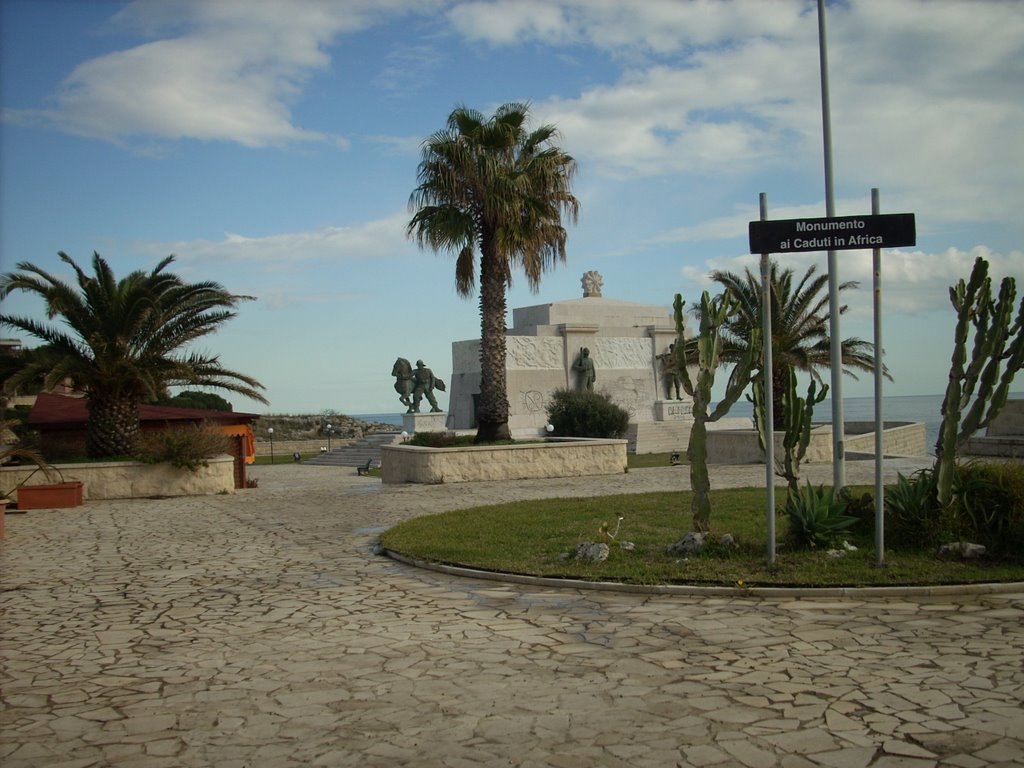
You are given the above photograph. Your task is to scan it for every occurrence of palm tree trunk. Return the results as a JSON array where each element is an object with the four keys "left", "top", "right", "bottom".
[
  {"left": 87, "top": 396, "right": 140, "bottom": 457},
  {"left": 475, "top": 245, "right": 511, "bottom": 442}
]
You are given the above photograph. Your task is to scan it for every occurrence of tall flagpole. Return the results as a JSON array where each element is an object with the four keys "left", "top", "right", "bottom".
[{"left": 817, "top": 0, "right": 845, "bottom": 489}]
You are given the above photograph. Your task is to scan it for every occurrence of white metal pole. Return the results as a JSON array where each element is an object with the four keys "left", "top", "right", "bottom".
[
  {"left": 760, "top": 193, "right": 776, "bottom": 564},
  {"left": 817, "top": 0, "right": 845, "bottom": 489},
  {"left": 872, "top": 188, "right": 885, "bottom": 567}
]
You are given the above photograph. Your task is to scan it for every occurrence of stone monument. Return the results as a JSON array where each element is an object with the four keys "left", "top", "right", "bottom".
[{"left": 446, "top": 271, "right": 694, "bottom": 453}]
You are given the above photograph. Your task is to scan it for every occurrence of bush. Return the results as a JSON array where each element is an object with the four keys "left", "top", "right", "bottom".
[
  {"left": 136, "top": 422, "right": 231, "bottom": 471},
  {"left": 884, "top": 468, "right": 949, "bottom": 548},
  {"left": 546, "top": 388, "right": 630, "bottom": 439},
  {"left": 884, "top": 462, "right": 1024, "bottom": 558},
  {"left": 784, "top": 482, "right": 857, "bottom": 550},
  {"left": 949, "top": 461, "right": 1024, "bottom": 557},
  {"left": 408, "top": 431, "right": 460, "bottom": 448}
]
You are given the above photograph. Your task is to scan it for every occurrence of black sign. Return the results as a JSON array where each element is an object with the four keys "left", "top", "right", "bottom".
[{"left": 749, "top": 213, "right": 916, "bottom": 254}]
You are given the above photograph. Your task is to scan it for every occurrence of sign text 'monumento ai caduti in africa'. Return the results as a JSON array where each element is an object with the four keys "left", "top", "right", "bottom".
[{"left": 748, "top": 213, "right": 916, "bottom": 254}]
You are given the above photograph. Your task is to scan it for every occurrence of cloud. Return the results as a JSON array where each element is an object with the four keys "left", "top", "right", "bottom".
[
  {"left": 18, "top": 0, "right": 427, "bottom": 149},
  {"left": 503, "top": 1, "right": 1024, "bottom": 226},
  {"left": 129, "top": 210, "right": 413, "bottom": 268},
  {"left": 679, "top": 245, "right": 1024, "bottom": 316},
  {"left": 449, "top": 0, "right": 806, "bottom": 52}
]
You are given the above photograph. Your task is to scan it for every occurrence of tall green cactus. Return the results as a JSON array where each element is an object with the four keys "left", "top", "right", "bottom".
[
  {"left": 674, "top": 291, "right": 760, "bottom": 532},
  {"left": 749, "top": 368, "right": 828, "bottom": 494},
  {"left": 935, "top": 256, "right": 1024, "bottom": 506}
]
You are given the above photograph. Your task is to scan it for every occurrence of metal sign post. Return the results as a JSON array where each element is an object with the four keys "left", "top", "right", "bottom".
[
  {"left": 872, "top": 188, "right": 885, "bottom": 567},
  {"left": 749, "top": 201, "right": 914, "bottom": 567},
  {"left": 760, "top": 193, "right": 776, "bottom": 565}
]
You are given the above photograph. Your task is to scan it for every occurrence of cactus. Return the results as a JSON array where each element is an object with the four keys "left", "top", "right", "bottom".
[
  {"left": 749, "top": 368, "right": 828, "bottom": 494},
  {"left": 935, "top": 256, "right": 1024, "bottom": 507},
  {"left": 673, "top": 291, "right": 760, "bottom": 532}
]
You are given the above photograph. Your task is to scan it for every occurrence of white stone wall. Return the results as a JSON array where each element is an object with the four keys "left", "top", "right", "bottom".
[
  {"left": 381, "top": 438, "right": 628, "bottom": 484},
  {"left": 1, "top": 455, "right": 236, "bottom": 500}
]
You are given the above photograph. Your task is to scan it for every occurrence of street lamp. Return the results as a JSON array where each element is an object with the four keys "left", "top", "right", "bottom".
[
  {"left": 268, "top": 427, "right": 275, "bottom": 464},
  {"left": 326, "top": 423, "right": 333, "bottom": 452}
]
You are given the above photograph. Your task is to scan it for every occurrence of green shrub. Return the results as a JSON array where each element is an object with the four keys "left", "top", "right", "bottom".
[
  {"left": 136, "top": 422, "right": 231, "bottom": 471},
  {"left": 949, "top": 461, "right": 1024, "bottom": 556},
  {"left": 839, "top": 487, "right": 875, "bottom": 533},
  {"left": 408, "top": 431, "right": 460, "bottom": 448},
  {"left": 884, "top": 468, "right": 946, "bottom": 548},
  {"left": 546, "top": 388, "right": 630, "bottom": 439},
  {"left": 784, "top": 482, "right": 858, "bottom": 550}
]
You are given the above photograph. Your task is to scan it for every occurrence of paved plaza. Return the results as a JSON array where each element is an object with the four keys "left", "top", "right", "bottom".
[{"left": 2, "top": 460, "right": 1023, "bottom": 767}]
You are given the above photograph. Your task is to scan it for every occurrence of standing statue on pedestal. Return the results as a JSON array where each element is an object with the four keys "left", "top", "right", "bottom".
[
  {"left": 392, "top": 357, "right": 446, "bottom": 413},
  {"left": 573, "top": 347, "right": 596, "bottom": 391},
  {"left": 411, "top": 359, "right": 445, "bottom": 413},
  {"left": 658, "top": 343, "right": 683, "bottom": 400}
]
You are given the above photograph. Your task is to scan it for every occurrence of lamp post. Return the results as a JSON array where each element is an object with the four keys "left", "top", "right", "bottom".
[
  {"left": 268, "top": 427, "right": 275, "bottom": 464},
  {"left": 326, "top": 423, "right": 333, "bottom": 452}
]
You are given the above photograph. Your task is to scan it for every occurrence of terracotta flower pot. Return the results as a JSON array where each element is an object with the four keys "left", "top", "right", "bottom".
[{"left": 16, "top": 481, "right": 84, "bottom": 510}]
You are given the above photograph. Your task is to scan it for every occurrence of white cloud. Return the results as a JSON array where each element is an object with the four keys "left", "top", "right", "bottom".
[
  {"left": 679, "top": 245, "right": 1024, "bottom": 317},
  {"left": 22, "top": 0, "right": 429, "bottom": 149},
  {"left": 129, "top": 211, "right": 413, "bottom": 268},
  {"left": 511, "top": 1, "right": 1023, "bottom": 227},
  {"left": 449, "top": 0, "right": 806, "bottom": 52}
]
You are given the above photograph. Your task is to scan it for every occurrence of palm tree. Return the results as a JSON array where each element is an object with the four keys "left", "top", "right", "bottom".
[
  {"left": 707, "top": 261, "right": 882, "bottom": 428},
  {"left": 0, "top": 252, "right": 267, "bottom": 457},
  {"left": 408, "top": 102, "right": 579, "bottom": 442}
]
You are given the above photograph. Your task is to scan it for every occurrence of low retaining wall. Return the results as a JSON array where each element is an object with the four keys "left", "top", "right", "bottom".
[
  {"left": 381, "top": 438, "right": 628, "bottom": 484},
  {"left": 706, "top": 421, "right": 928, "bottom": 465},
  {"left": 1, "top": 455, "right": 236, "bottom": 501}
]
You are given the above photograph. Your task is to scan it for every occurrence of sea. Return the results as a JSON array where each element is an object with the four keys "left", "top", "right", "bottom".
[{"left": 356, "top": 391, "right": 1023, "bottom": 453}]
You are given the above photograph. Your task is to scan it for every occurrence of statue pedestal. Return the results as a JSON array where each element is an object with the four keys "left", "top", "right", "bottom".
[
  {"left": 654, "top": 400, "right": 693, "bottom": 422},
  {"left": 403, "top": 412, "right": 447, "bottom": 433}
]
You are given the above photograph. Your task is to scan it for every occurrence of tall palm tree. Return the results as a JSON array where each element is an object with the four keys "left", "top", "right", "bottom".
[
  {"left": 0, "top": 252, "right": 267, "bottom": 457},
  {"left": 408, "top": 102, "right": 579, "bottom": 442},
  {"left": 707, "top": 261, "right": 882, "bottom": 428}
]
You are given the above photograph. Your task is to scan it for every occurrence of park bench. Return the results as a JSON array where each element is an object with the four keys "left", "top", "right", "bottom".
[{"left": 356, "top": 458, "right": 374, "bottom": 476}]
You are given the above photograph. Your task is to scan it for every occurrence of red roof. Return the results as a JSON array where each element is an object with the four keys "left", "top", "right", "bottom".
[{"left": 27, "top": 393, "right": 259, "bottom": 428}]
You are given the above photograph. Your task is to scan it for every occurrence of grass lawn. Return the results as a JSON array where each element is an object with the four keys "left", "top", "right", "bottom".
[{"left": 379, "top": 486, "right": 1024, "bottom": 588}]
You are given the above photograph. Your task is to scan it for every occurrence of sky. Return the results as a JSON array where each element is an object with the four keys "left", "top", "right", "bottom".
[{"left": 1, "top": 0, "right": 1021, "bottom": 416}]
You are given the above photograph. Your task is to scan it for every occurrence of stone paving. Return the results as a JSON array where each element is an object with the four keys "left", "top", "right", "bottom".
[{"left": 1, "top": 460, "right": 1023, "bottom": 767}]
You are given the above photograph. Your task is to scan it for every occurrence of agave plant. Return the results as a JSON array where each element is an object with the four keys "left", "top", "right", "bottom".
[{"left": 784, "top": 481, "right": 857, "bottom": 550}]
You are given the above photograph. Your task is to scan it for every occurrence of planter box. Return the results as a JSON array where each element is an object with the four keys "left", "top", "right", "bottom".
[
  {"left": 17, "top": 481, "right": 84, "bottom": 510},
  {"left": 381, "top": 437, "right": 628, "bottom": 484},
  {"left": 1, "top": 456, "right": 235, "bottom": 500}
]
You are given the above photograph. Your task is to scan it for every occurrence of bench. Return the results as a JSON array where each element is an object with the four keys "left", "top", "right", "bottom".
[{"left": 356, "top": 458, "right": 374, "bottom": 476}]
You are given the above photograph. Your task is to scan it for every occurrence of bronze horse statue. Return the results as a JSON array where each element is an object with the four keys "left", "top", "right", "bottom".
[{"left": 391, "top": 357, "right": 414, "bottom": 409}]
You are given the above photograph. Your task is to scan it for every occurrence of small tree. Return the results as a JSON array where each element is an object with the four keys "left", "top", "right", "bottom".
[
  {"left": 935, "top": 256, "right": 1024, "bottom": 507},
  {"left": 0, "top": 252, "right": 267, "bottom": 457},
  {"left": 674, "top": 292, "right": 759, "bottom": 532},
  {"left": 750, "top": 368, "right": 828, "bottom": 495}
]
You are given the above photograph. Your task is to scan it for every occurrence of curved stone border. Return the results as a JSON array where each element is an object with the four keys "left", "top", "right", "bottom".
[{"left": 384, "top": 549, "right": 1024, "bottom": 598}]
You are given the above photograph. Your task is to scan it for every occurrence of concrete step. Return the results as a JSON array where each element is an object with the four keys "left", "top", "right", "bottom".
[{"left": 302, "top": 432, "right": 400, "bottom": 467}]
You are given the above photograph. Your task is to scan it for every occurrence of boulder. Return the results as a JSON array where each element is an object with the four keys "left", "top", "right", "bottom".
[
  {"left": 575, "top": 542, "right": 610, "bottom": 562},
  {"left": 937, "top": 541, "right": 987, "bottom": 560}
]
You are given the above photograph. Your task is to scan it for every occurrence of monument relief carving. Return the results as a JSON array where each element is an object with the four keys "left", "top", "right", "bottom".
[
  {"left": 591, "top": 338, "right": 653, "bottom": 370},
  {"left": 506, "top": 336, "right": 563, "bottom": 368}
]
